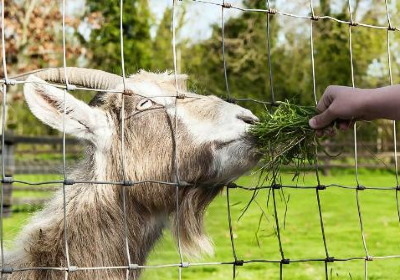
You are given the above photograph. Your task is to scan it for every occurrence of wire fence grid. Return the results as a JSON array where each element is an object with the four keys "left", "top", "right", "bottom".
[{"left": 0, "top": 0, "right": 399, "bottom": 279}]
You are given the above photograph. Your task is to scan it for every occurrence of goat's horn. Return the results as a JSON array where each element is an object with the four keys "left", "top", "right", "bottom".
[{"left": 14, "top": 67, "right": 122, "bottom": 90}]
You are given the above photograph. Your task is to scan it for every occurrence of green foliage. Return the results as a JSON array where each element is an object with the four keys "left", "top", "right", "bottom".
[
  {"left": 183, "top": 0, "right": 388, "bottom": 117},
  {"left": 150, "top": 4, "right": 188, "bottom": 74},
  {"left": 312, "top": 2, "right": 388, "bottom": 94},
  {"left": 183, "top": 0, "right": 277, "bottom": 109},
  {"left": 250, "top": 101, "right": 317, "bottom": 179},
  {"left": 151, "top": 7, "right": 173, "bottom": 71},
  {"left": 84, "top": 0, "right": 153, "bottom": 74}
]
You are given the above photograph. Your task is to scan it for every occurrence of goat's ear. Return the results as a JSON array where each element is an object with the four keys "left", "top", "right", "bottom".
[{"left": 24, "top": 75, "right": 111, "bottom": 142}]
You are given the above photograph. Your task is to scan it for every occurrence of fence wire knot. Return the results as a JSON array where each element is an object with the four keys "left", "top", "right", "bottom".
[
  {"left": 388, "top": 24, "right": 396, "bottom": 31},
  {"left": 3, "top": 78, "right": 16, "bottom": 86},
  {"left": 271, "top": 101, "right": 280, "bottom": 107},
  {"left": 180, "top": 262, "right": 190, "bottom": 268},
  {"left": 222, "top": 3, "right": 232, "bottom": 9},
  {"left": 316, "top": 184, "right": 326, "bottom": 190},
  {"left": 178, "top": 181, "right": 191, "bottom": 187},
  {"left": 272, "top": 183, "right": 281, "bottom": 189},
  {"left": 63, "top": 179, "right": 75, "bottom": 186},
  {"left": 1, "top": 267, "right": 13, "bottom": 274},
  {"left": 268, "top": 8, "right": 277, "bottom": 15},
  {"left": 366, "top": 256, "right": 373, "bottom": 261},
  {"left": 68, "top": 266, "right": 78, "bottom": 273},
  {"left": 234, "top": 260, "right": 244, "bottom": 266},
  {"left": 225, "top": 97, "right": 237, "bottom": 104},
  {"left": 349, "top": 21, "right": 358, "bottom": 27},
  {"left": 357, "top": 185, "right": 366, "bottom": 191},
  {"left": 1, "top": 176, "right": 13, "bottom": 184},
  {"left": 123, "top": 180, "right": 135, "bottom": 186},
  {"left": 123, "top": 89, "right": 134, "bottom": 96},
  {"left": 281, "top": 259, "right": 290, "bottom": 264},
  {"left": 311, "top": 14, "right": 319, "bottom": 21},
  {"left": 176, "top": 91, "right": 186, "bottom": 99},
  {"left": 65, "top": 84, "right": 77, "bottom": 91},
  {"left": 129, "top": 264, "right": 139, "bottom": 270},
  {"left": 326, "top": 257, "right": 335, "bottom": 263}
]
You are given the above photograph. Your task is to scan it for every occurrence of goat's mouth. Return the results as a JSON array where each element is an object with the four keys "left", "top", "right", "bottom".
[
  {"left": 213, "top": 134, "right": 262, "bottom": 169},
  {"left": 215, "top": 134, "right": 259, "bottom": 151},
  {"left": 214, "top": 138, "right": 240, "bottom": 149},
  {"left": 204, "top": 134, "right": 261, "bottom": 186}
]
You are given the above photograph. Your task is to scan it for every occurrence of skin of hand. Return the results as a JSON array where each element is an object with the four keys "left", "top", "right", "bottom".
[{"left": 309, "top": 85, "right": 400, "bottom": 136}]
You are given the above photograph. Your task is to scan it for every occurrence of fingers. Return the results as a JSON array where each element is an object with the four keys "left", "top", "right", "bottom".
[
  {"left": 316, "top": 130, "right": 324, "bottom": 137},
  {"left": 309, "top": 109, "right": 336, "bottom": 129},
  {"left": 315, "top": 126, "right": 336, "bottom": 138},
  {"left": 325, "top": 126, "right": 336, "bottom": 137},
  {"left": 316, "top": 86, "right": 335, "bottom": 113},
  {"left": 312, "top": 85, "right": 357, "bottom": 136},
  {"left": 311, "top": 87, "right": 339, "bottom": 129},
  {"left": 315, "top": 120, "right": 355, "bottom": 138},
  {"left": 336, "top": 120, "right": 354, "bottom": 131}
]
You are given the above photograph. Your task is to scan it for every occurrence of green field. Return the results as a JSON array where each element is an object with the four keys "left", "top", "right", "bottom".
[{"left": 5, "top": 170, "right": 400, "bottom": 279}]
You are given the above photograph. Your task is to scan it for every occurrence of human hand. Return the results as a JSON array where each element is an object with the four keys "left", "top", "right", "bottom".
[{"left": 308, "top": 86, "right": 371, "bottom": 136}]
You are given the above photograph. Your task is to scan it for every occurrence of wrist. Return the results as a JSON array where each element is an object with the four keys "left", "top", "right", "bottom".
[{"left": 359, "top": 88, "right": 380, "bottom": 120}]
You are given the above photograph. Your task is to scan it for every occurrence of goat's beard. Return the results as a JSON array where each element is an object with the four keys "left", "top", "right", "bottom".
[
  {"left": 168, "top": 135, "right": 259, "bottom": 258},
  {"left": 170, "top": 185, "right": 224, "bottom": 258}
]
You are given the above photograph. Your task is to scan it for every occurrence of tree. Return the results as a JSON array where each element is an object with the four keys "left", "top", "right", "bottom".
[
  {"left": 151, "top": 7, "right": 173, "bottom": 71},
  {"left": 184, "top": 0, "right": 388, "bottom": 113},
  {"left": 1, "top": 0, "right": 82, "bottom": 77},
  {"left": 1, "top": 0, "right": 82, "bottom": 135},
  {"left": 83, "top": 0, "right": 153, "bottom": 75},
  {"left": 183, "top": 0, "right": 289, "bottom": 113},
  {"left": 151, "top": 4, "right": 188, "bottom": 73}
]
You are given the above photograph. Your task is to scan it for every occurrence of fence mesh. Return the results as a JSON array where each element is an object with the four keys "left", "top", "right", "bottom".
[{"left": 0, "top": 0, "right": 400, "bottom": 279}]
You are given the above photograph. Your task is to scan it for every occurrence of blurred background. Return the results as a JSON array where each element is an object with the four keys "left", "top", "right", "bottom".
[{"left": 2, "top": 0, "right": 400, "bottom": 279}]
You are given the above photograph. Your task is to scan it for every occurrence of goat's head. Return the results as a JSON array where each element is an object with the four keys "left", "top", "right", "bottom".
[{"left": 23, "top": 68, "right": 260, "bottom": 256}]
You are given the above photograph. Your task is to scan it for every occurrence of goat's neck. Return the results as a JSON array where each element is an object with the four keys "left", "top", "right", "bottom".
[
  {"left": 9, "top": 145, "right": 169, "bottom": 279},
  {"left": 61, "top": 144, "right": 170, "bottom": 267}
]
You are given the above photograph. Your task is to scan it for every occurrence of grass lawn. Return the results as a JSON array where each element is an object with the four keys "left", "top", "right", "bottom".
[{"left": 4, "top": 170, "right": 400, "bottom": 279}]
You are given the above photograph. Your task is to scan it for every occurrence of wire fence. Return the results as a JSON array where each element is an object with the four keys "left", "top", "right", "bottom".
[{"left": 0, "top": 0, "right": 399, "bottom": 279}]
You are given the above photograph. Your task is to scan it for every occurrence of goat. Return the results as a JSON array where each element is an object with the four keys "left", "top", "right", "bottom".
[{"left": 3, "top": 68, "right": 260, "bottom": 279}]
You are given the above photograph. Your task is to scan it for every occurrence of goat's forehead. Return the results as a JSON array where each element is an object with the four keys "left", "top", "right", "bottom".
[
  {"left": 115, "top": 81, "right": 202, "bottom": 107},
  {"left": 115, "top": 81, "right": 174, "bottom": 106},
  {"left": 127, "top": 81, "right": 166, "bottom": 98}
]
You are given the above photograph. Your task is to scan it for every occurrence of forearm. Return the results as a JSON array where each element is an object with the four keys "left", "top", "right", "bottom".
[
  {"left": 309, "top": 84, "right": 400, "bottom": 130},
  {"left": 362, "top": 85, "right": 400, "bottom": 120}
]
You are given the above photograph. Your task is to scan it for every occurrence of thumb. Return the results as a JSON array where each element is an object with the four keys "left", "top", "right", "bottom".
[{"left": 309, "top": 109, "right": 336, "bottom": 129}]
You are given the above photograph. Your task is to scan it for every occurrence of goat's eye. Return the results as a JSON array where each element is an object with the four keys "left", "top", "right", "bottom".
[{"left": 136, "top": 99, "right": 153, "bottom": 110}]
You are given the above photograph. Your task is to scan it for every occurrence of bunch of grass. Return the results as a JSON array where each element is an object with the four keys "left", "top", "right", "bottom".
[{"left": 250, "top": 100, "right": 319, "bottom": 180}]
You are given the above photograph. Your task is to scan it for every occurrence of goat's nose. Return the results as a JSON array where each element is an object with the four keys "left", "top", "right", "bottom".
[{"left": 237, "top": 114, "right": 259, "bottom": 125}]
